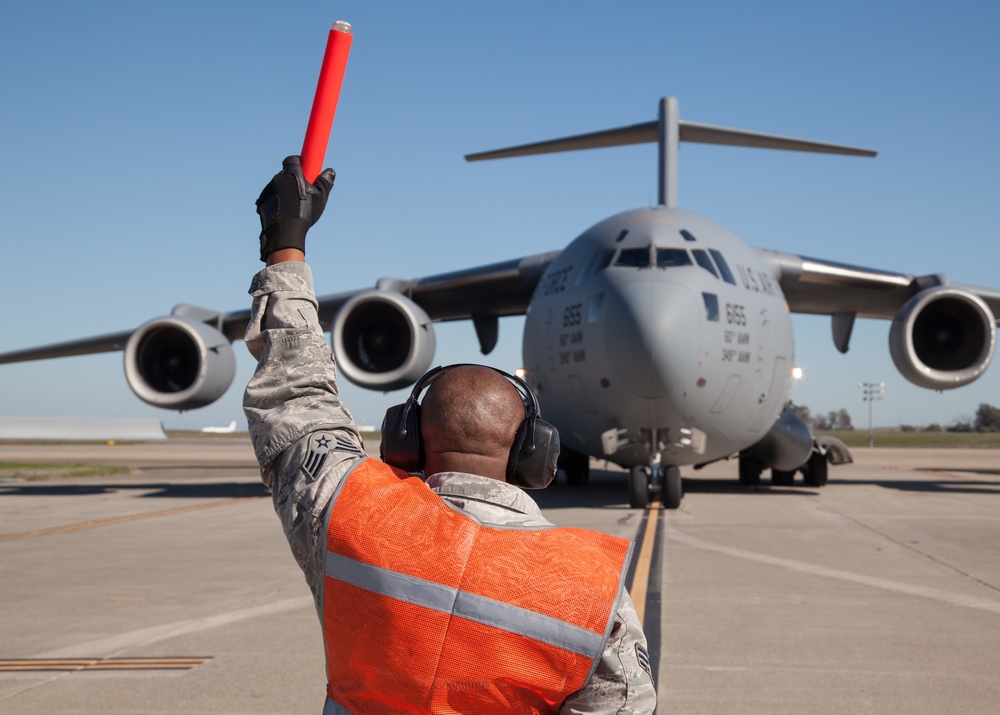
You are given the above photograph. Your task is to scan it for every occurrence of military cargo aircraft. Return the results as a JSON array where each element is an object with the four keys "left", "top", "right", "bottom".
[{"left": 2, "top": 97, "right": 998, "bottom": 509}]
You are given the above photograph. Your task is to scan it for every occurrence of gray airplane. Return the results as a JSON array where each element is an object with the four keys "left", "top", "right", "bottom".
[{"left": 3, "top": 97, "right": 998, "bottom": 509}]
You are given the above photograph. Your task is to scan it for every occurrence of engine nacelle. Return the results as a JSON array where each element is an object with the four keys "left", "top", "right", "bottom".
[
  {"left": 124, "top": 317, "right": 236, "bottom": 410},
  {"left": 889, "top": 286, "right": 996, "bottom": 389},
  {"left": 331, "top": 290, "right": 436, "bottom": 390}
]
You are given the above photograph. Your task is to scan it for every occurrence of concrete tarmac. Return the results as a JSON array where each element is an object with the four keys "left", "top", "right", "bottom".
[{"left": 1, "top": 438, "right": 998, "bottom": 713}]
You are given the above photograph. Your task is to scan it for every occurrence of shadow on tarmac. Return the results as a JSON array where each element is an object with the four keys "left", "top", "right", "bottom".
[
  {"left": 682, "top": 478, "right": 819, "bottom": 497},
  {"left": 534, "top": 469, "right": 825, "bottom": 510},
  {"left": 0, "top": 481, "right": 270, "bottom": 499},
  {"left": 531, "top": 469, "right": 631, "bottom": 510},
  {"left": 536, "top": 469, "right": 1000, "bottom": 510},
  {"left": 839, "top": 478, "right": 1000, "bottom": 495},
  {"left": 686, "top": 476, "right": 1000, "bottom": 497},
  {"left": 4, "top": 468, "right": 995, "bottom": 502}
]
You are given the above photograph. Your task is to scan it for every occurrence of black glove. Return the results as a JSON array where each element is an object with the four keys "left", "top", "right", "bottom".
[{"left": 255, "top": 155, "right": 335, "bottom": 261}]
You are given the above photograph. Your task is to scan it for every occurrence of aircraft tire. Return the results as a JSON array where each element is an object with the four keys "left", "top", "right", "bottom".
[
  {"left": 803, "top": 451, "right": 829, "bottom": 487},
  {"left": 739, "top": 455, "right": 763, "bottom": 487},
  {"left": 662, "top": 466, "right": 682, "bottom": 509},
  {"left": 629, "top": 466, "right": 650, "bottom": 509},
  {"left": 772, "top": 468, "right": 796, "bottom": 487}
]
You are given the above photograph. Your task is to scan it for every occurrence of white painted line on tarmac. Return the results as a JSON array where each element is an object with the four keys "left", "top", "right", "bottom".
[
  {"left": 667, "top": 525, "right": 1000, "bottom": 615},
  {"left": 37, "top": 595, "right": 314, "bottom": 659}
]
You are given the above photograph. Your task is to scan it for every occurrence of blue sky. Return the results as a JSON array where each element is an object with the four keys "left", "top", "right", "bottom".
[{"left": 1, "top": 0, "right": 998, "bottom": 431}]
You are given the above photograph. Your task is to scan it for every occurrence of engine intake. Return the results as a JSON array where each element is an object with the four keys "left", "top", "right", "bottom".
[
  {"left": 124, "top": 317, "right": 236, "bottom": 410},
  {"left": 332, "top": 291, "right": 436, "bottom": 390},
  {"left": 889, "top": 286, "right": 996, "bottom": 389}
]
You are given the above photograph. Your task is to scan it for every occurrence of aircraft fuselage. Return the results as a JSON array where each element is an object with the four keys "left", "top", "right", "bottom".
[{"left": 522, "top": 206, "right": 794, "bottom": 469}]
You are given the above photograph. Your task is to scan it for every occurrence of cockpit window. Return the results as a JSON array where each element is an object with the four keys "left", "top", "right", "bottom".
[
  {"left": 656, "top": 248, "right": 693, "bottom": 268},
  {"left": 692, "top": 249, "right": 719, "bottom": 278},
  {"left": 709, "top": 249, "right": 736, "bottom": 285},
  {"left": 574, "top": 248, "right": 614, "bottom": 287},
  {"left": 614, "top": 246, "right": 651, "bottom": 268}
]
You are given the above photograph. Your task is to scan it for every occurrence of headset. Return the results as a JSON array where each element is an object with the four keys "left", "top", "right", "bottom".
[{"left": 379, "top": 364, "right": 561, "bottom": 489}]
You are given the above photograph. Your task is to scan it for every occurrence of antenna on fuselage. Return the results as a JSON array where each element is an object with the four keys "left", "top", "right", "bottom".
[{"left": 465, "top": 96, "right": 877, "bottom": 210}]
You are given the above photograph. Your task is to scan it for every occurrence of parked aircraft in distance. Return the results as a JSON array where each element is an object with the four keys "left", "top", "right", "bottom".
[
  {"left": 2, "top": 97, "right": 998, "bottom": 509},
  {"left": 201, "top": 420, "right": 239, "bottom": 434}
]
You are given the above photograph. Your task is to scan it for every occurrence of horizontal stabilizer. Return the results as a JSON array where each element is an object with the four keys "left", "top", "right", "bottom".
[
  {"left": 466, "top": 119, "right": 876, "bottom": 161},
  {"left": 679, "top": 121, "right": 876, "bottom": 157},
  {"left": 466, "top": 122, "right": 659, "bottom": 161},
  {"left": 466, "top": 97, "right": 876, "bottom": 209}
]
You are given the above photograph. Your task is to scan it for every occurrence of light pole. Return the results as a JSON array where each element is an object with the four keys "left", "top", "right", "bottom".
[{"left": 859, "top": 381, "right": 885, "bottom": 448}]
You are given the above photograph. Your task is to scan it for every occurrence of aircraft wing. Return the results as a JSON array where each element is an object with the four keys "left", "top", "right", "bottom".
[
  {"left": 0, "top": 250, "right": 560, "bottom": 366},
  {"left": 758, "top": 248, "right": 1000, "bottom": 320},
  {"left": 316, "top": 250, "right": 559, "bottom": 324},
  {"left": 0, "top": 329, "right": 135, "bottom": 364}
]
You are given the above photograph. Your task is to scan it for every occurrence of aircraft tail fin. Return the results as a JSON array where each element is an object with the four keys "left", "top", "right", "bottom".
[{"left": 465, "top": 97, "right": 876, "bottom": 208}]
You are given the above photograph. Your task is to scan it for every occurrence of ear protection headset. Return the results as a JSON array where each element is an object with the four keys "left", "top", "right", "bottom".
[{"left": 380, "top": 364, "right": 561, "bottom": 489}]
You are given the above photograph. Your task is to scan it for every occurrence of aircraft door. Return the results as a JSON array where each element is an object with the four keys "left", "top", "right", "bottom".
[{"left": 748, "top": 306, "right": 792, "bottom": 433}]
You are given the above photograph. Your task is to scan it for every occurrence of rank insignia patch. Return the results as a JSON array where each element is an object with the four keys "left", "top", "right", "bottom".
[
  {"left": 636, "top": 643, "right": 652, "bottom": 678},
  {"left": 301, "top": 431, "right": 363, "bottom": 479}
]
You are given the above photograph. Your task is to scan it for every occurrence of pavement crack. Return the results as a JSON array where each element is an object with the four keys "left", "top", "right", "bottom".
[{"left": 816, "top": 499, "right": 1000, "bottom": 597}]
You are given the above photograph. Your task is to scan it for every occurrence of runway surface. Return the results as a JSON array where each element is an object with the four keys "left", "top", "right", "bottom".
[{"left": 1, "top": 438, "right": 998, "bottom": 713}]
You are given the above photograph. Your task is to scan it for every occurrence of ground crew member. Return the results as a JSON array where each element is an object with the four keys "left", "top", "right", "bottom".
[{"left": 243, "top": 156, "right": 656, "bottom": 713}]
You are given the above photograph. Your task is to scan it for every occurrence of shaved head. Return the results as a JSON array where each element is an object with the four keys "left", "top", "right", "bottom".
[{"left": 420, "top": 365, "right": 525, "bottom": 480}]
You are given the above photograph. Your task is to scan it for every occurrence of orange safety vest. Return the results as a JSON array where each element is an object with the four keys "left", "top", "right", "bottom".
[{"left": 322, "top": 458, "right": 633, "bottom": 715}]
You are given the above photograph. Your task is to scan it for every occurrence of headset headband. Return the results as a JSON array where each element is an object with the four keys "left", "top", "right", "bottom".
[{"left": 380, "top": 364, "right": 559, "bottom": 489}]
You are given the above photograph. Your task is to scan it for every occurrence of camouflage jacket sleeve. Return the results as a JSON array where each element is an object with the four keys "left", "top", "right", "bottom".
[
  {"left": 561, "top": 590, "right": 657, "bottom": 714},
  {"left": 243, "top": 261, "right": 367, "bottom": 604}
]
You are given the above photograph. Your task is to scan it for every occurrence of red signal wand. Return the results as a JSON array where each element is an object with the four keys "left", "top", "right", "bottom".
[{"left": 301, "top": 20, "right": 353, "bottom": 183}]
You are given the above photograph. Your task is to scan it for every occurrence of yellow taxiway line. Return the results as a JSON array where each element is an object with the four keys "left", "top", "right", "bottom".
[{"left": 630, "top": 499, "right": 661, "bottom": 624}]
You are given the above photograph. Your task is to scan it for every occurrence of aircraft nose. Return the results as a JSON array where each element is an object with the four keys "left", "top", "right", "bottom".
[{"left": 603, "top": 278, "right": 703, "bottom": 398}]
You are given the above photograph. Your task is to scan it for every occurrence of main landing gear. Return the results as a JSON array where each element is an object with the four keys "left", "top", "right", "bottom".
[
  {"left": 558, "top": 448, "right": 590, "bottom": 486},
  {"left": 630, "top": 453, "right": 682, "bottom": 510},
  {"left": 738, "top": 454, "right": 763, "bottom": 487},
  {"left": 739, "top": 450, "right": 829, "bottom": 488},
  {"left": 801, "top": 449, "right": 829, "bottom": 487}
]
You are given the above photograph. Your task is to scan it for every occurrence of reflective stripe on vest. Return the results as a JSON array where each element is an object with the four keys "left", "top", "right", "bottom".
[{"left": 322, "top": 458, "right": 633, "bottom": 715}]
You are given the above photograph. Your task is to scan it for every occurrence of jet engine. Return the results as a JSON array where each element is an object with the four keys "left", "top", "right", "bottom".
[
  {"left": 331, "top": 291, "right": 436, "bottom": 390},
  {"left": 124, "top": 317, "right": 236, "bottom": 410},
  {"left": 889, "top": 286, "right": 996, "bottom": 389}
]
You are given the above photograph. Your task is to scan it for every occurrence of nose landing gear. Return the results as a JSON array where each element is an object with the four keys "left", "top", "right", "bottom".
[{"left": 630, "top": 452, "right": 682, "bottom": 509}]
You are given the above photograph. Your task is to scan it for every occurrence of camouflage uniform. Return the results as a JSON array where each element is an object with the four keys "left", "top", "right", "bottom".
[{"left": 244, "top": 261, "right": 656, "bottom": 713}]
